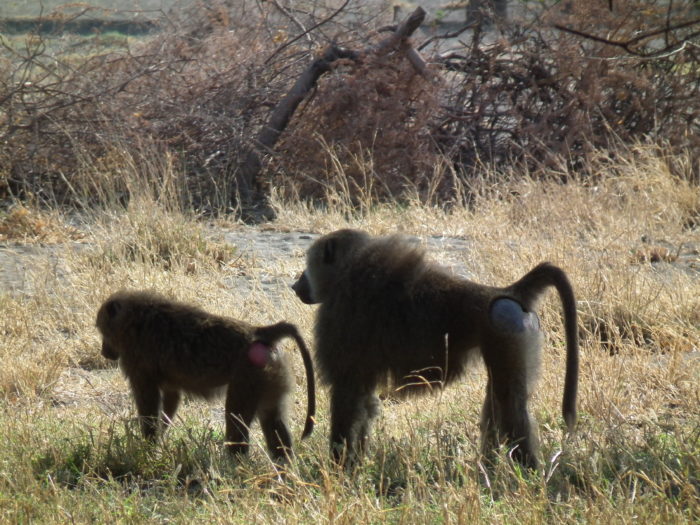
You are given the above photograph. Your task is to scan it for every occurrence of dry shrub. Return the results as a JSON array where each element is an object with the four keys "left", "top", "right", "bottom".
[
  {"left": 434, "top": 0, "right": 700, "bottom": 178},
  {"left": 0, "top": 1, "right": 296, "bottom": 209},
  {"left": 273, "top": 51, "right": 441, "bottom": 202},
  {"left": 87, "top": 202, "right": 237, "bottom": 273},
  {"left": 0, "top": 294, "right": 74, "bottom": 399},
  {"left": 101, "top": 20, "right": 280, "bottom": 208},
  {"left": 0, "top": 205, "right": 83, "bottom": 243},
  {"left": 0, "top": 0, "right": 697, "bottom": 211}
]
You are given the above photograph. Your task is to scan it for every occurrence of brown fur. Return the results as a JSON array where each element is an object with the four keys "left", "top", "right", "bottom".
[
  {"left": 95, "top": 290, "right": 315, "bottom": 463},
  {"left": 292, "top": 229, "right": 578, "bottom": 469}
]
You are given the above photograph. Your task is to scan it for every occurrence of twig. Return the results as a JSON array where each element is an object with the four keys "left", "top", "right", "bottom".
[
  {"left": 418, "top": 21, "right": 478, "bottom": 51},
  {"left": 264, "top": 0, "right": 351, "bottom": 64},
  {"left": 554, "top": 17, "right": 700, "bottom": 58},
  {"left": 267, "top": 0, "right": 312, "bottom": 45}
]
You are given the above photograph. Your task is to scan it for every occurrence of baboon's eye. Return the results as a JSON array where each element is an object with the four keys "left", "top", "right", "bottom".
[
  {"left": 323, "top": 239, "right": 335, "bottom": 264},
  {"left": 106, "top": 300, "right": 121, "bottom": 318}
]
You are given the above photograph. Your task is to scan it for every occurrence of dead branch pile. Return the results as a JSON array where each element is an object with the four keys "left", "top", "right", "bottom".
[
  {"left": 433, "top": 1, "right": 699, "bottom": 178},
  {"left": 271, "top": 44, "right": 439, "bottom": 202},
  {"left": 0, "top": 0, "right": 698, "bottom": 213}
]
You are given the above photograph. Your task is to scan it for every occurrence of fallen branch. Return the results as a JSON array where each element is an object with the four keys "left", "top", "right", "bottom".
[
  {"left": 237, "top": 6, "right": 432, "bottom": 214},
  {"left": 368, "top": 6, "right": 431, "bottom": 78},
  {"left": 554, "top": 17, "right": 700, "bottom": 58},
  {"left": 372, "top": 6, "right": 426, "bottom": 56},
  {"left": 239, "top": 44, "right": 358, "bottom": 202}
]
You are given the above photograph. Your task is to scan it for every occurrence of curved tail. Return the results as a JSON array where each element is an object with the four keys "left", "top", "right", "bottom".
[
  {"left": 510, "top": 262, "right": 579, "bottom": 431},
  {"left": 257, "top": 322, "right": 316, "bottom": 439}
]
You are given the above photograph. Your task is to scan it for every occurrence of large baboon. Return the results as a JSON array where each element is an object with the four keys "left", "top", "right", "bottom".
[
  {"left": 96, "top": 290, "right": 316, "bottom": 463},
  {"left": 292, "top": 229, "right": 578, "bottom": 469}
]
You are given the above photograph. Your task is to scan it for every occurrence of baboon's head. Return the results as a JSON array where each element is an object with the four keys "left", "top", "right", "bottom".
[
  {"left": 95, "top": 295, "right": 126, "bottom": 360},
  {"left": 292, "top": 229, "right": 371, "bottom": 304}
]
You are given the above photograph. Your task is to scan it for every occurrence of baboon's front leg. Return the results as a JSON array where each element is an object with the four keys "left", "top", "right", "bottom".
[
  {"left": 161, "top": 389, "right": 181, "bottom": 428},
  {"left": 329, "top": 383, "right": 372, "bottom": 468},
  {"left": 130, "top": 376, "right": 161, "bottom": 440}
]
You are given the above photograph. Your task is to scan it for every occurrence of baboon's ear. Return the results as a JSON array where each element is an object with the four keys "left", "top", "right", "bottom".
[
  {"left": 323, "top": 239, "right": 336, "bottom": 264},
  {"left": 105, "top": 299, "right": 121, "bottom": 318}
]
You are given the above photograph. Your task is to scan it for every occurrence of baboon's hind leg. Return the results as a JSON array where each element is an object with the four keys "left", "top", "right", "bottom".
[
  {"left": 480, "top": 375, "right": 540, "bottom": 469},
  {"left": 258, "top": 404, "right": 293, "bottom": 463},
  {"left": 329, "top": 383, "right": 376, "bottom": 467},
  {"left": 224, "top": 380, "right": 261, "bottom": 456},
  {"left": 481, "top": 298, "right": 543, "bottom": 468},
  {"left": 357, "top": 394, "right": 380, "bottom": 456}
]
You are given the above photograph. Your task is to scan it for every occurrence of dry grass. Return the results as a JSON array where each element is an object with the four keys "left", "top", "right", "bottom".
[
  {"left": 0, "top": 145, "right": 698, "bottom": 523},
  {"left": 0, "top": 205, "right": 84, "bottom": 244}
]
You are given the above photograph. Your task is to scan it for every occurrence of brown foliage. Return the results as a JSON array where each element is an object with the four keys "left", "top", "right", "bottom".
[
  {"left": 273, "top": 51, "right": 440, "bottom": 202},
  {"left": 434, "top": 0, "right": 700, "bottom": 178},
  {"left": 0, "top": 0, "right": 697, "bottom": 211}
]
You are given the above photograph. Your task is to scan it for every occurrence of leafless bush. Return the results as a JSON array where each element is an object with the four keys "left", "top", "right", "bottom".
[
  {"left": 433, "top": 0, "right": 700, "bottom": 179},
  {"left": 0, "top": 3, "right": 274, "bottom": 208},
  {"left": 0, "top": 0, "right": 697, "bottom": 213},
  {"left": 0, "top": 0, "right": 372, "bottom": 210}
]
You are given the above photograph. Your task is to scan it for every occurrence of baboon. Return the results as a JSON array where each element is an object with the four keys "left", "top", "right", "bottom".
[
  {"left": 96, "top": 290, "right": 316, "bottom": 463},
  {"left": 292, "top": 229, "right": 578, "bottom": 469}
]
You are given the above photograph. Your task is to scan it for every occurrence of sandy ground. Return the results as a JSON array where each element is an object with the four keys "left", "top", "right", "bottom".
[
  {"left": 0, "top": 227, "right": 480, "bottom": 298},
  {"left": 1, "top": 225, "right": 697, "bottom": 297}
]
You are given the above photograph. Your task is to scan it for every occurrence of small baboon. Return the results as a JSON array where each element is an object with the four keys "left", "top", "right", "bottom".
[
  {"left": 96, "top": 290, "right": 316, "bottom": 463},
  {"left": 292, "top": 229, "right": 578, "bottom": 469}
]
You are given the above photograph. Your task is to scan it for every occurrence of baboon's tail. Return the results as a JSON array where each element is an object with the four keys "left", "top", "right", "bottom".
[
  {"left": 509, "top": 262, "right": 579, "bottom": 431},
  {"left": 258, "top": 322, "right": 316, "bottom": 439}
]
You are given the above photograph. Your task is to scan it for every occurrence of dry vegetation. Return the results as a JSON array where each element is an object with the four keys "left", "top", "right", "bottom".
[
  {"left": 0, "top": 143, "right": 698, "bottom": 523},
  {"left": 1, "top": 0, "right": 698, "bottom": 209},
  {"left": 0, "top": 0, "right": 699, "bottom": 522}
]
